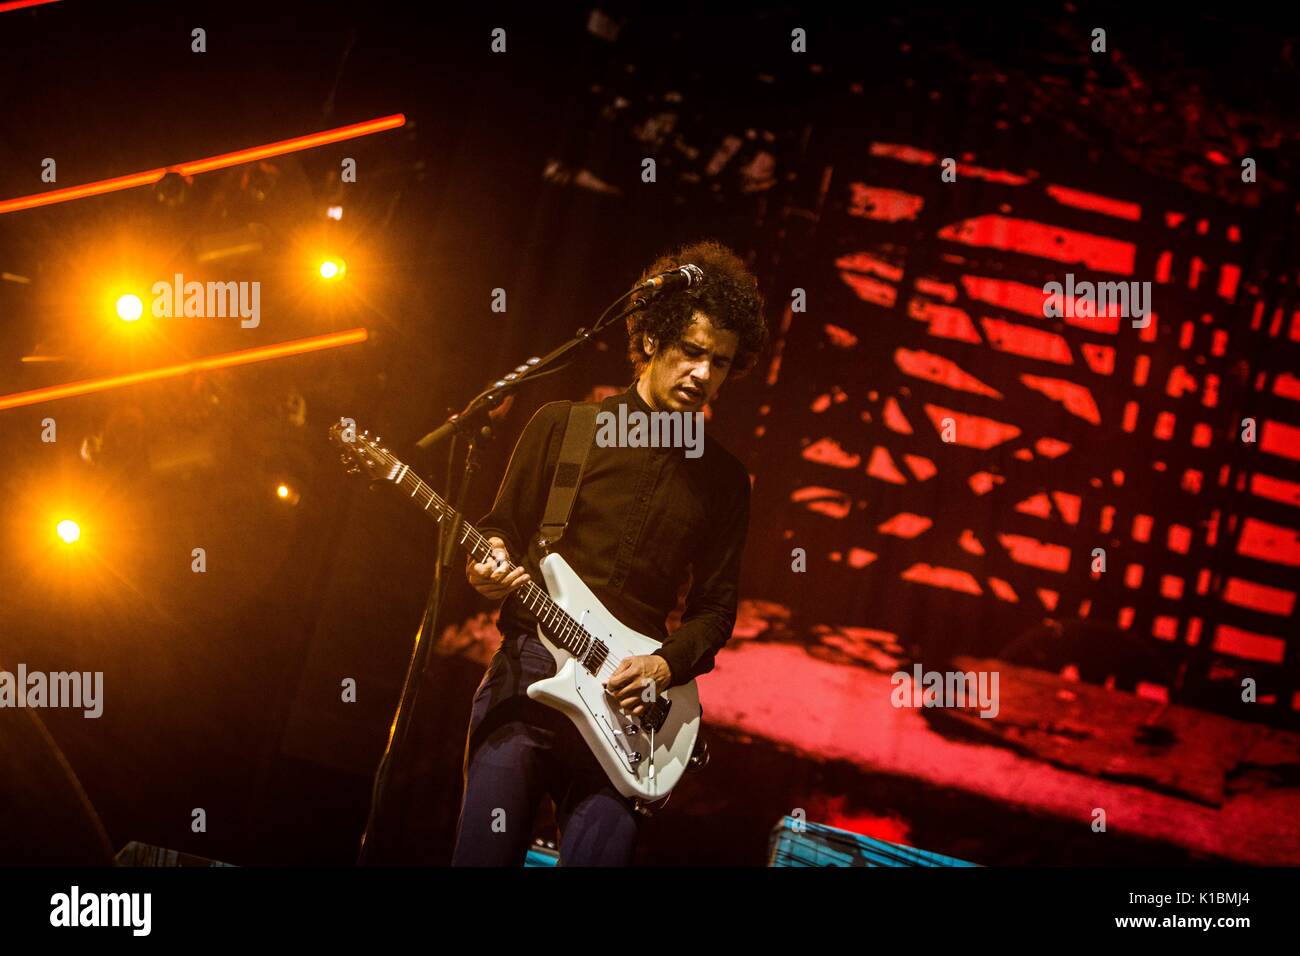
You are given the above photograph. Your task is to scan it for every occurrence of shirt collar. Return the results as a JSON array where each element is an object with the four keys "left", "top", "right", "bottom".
[
  {"left": 626, "top": 381, "right": 680, "bottom": 457},
  {"left": 623, "top": 380, "right": 654, "bottom": 414}
]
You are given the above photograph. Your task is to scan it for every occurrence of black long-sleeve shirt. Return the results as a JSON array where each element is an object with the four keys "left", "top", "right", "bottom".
[{"left": 476, "top": 382, "right": 751, "bottom": 687}]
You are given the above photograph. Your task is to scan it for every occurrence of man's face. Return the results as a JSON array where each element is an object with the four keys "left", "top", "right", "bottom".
[{"left": 639, "top": 311, "right": 740, "bottom": 412}]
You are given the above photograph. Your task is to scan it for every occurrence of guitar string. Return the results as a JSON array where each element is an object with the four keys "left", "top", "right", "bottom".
[
  {"left": 395, "top": 464, "right": 665, "bottom": 714},
  {"left": 470, "top": 537, "right": 664, "bottom": 711}
]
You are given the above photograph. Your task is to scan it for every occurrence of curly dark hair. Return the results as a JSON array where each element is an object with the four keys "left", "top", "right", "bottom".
[{"left": 625, "top": 239, "right": 769, "bottom": 380}]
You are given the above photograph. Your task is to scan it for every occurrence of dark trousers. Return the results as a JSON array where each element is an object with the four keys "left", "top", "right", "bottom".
[{"left": 450, "top": 629, "right": 641, "bottom": 866}]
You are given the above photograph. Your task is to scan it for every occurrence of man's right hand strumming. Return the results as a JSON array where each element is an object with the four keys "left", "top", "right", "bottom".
[{"left": 466, "top": 535, "right": 532, "bottom": 601}]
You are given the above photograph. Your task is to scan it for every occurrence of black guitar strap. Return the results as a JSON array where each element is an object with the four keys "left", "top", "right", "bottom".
[{"left": 536, "top": 402, "right": 599, "bottom": 551}]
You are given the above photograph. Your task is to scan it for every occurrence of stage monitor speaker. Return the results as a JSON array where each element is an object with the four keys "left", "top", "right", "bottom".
[
  {"left": 524, "top": 838, "right": 558, "bottom": 867},
  {"left": 768, "top": 815, "right": 978, "bottom": 867},
  {"left": 114, "top": 841, "right": 235, "bottom": 867}
]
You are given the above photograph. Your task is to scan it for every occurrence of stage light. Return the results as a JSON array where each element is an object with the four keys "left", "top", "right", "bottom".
[
  {"left": 318, "top": 258, "right": 346, "bottom": 280},
  {"left": 116, "top": 294, "right": 143, "bottom": 322},
  {"left": 0, "top": 113, "right": 406, "bottom": 216},
  {"left": 0, "top": 0, "right": 64, "bottom": 13},
  {"left": 326, "top": 206, "right": 343, "bottom": 220},
  {"left": 275, "top": 483, "right": 301, "bottom": 505},
  {"left": 152, "top": 170, "right": 192, "bottom": 208},
  {"left": 56, "top": 519, "right": 81, "bottom": 544},
  {"left": 0, "top": 327, "right": 368, "bottom": 412}
]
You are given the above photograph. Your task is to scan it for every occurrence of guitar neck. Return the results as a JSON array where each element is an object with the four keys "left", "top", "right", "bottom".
[{"left": 390, "top": 463, "right": 595, "bottom": 660}]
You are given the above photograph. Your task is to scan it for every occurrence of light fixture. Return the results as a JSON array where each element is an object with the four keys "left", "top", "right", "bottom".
[
  {"left": 116, "top": 294, "right": 143, "bottom": 322},
  {"left": 318, "top": 258, "right": 346, "bottom": 280}
]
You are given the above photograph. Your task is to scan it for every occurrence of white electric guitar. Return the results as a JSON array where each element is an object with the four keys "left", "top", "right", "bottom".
[{"left": 330, "top": 419, "right": 704, "bottom": 809}]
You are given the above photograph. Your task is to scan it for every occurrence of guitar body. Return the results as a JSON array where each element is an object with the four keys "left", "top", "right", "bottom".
[{"left": 526, "top": 552, "right": 701, "bottom": 802}]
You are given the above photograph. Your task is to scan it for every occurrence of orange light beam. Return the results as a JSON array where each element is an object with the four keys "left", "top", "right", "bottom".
[
  {"left": 0, "top": 328, "right": 369, "bottom": 411},
  {"left": 0, "top": 114, "right": 406, "bottom": 216},
  {"left": 0, "top": 0, "right": 62, "bottom": 12}
]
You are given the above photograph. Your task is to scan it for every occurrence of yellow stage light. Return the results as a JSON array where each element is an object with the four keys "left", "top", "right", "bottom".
[
  {"left": 116, "top": 293, "right": 143, "bottom": 322},
  {"left": 276, "top": 483, "right": 301, "bottom": 505},
  {"left": 56, "top": 519, "right": 81, "bottom": 543},
  {"left": 318, "top": 258, "right": 346, "bottom": 280}
]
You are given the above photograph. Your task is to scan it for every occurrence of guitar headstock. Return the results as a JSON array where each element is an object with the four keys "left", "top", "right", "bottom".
[{"left": 329, "top": 418, "right": 403, "bottom": 483}]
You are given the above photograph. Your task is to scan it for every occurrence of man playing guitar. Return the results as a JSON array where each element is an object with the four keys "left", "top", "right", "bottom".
[{"left": 451, "top": 239, "right": 768, "bottom": 865}]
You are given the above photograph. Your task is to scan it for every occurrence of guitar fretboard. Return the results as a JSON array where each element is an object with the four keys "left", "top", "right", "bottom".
[{"left": 390, "top": 462, "right": 610, "bottom": 675}]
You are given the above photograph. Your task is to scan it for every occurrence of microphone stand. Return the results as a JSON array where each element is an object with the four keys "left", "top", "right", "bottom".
[{"left": 355, "top": 291, "right": 653, "bottom": 864}]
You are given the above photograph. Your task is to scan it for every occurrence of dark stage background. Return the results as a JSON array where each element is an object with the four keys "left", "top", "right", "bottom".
[{"left": 1, "top": 1, "right": 1298, "bottom": 865}]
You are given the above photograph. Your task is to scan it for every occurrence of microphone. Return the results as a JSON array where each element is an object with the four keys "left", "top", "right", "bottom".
[{"left": 637, "top": 263, "right": 704, "bottom": 293}]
